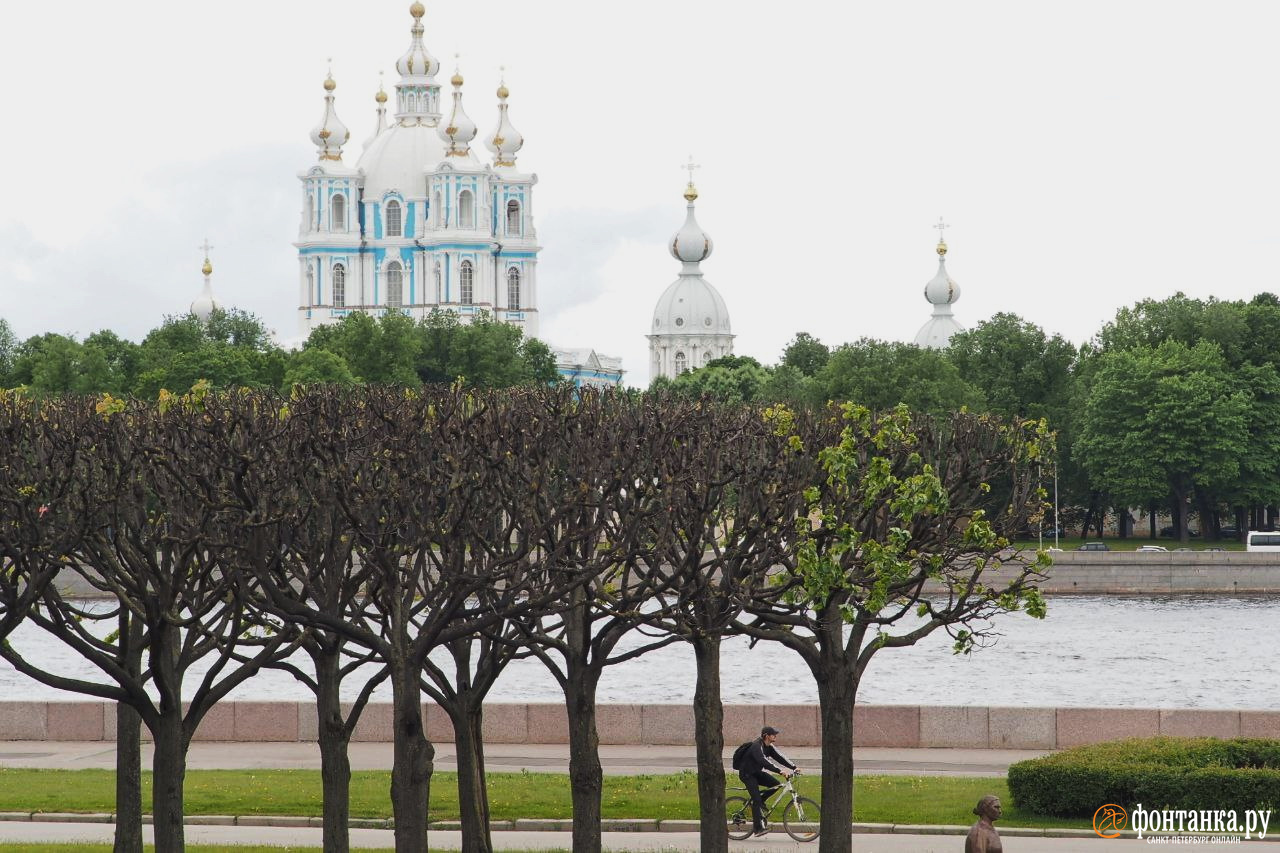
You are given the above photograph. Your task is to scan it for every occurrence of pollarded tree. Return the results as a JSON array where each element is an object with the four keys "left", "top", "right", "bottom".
[
  {"left": 741, "top": 403, "right": 1050, "bottom": 853},
  {"left": 629, "top": 399, "right": 809, "bottom": 853}
]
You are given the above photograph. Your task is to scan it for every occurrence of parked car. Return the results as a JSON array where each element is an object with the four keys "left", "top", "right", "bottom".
[
  {"left": 1218, "top": 526, "right": 1239, "bottom": 538},
  {"left": 1136, "top": 545, "right": 1169, "bottom": 553},
  {"left": 1076, "top": 542, "right": 1110, "bottom": 551},
  {"left": 1159, "top": 526, "right": 1199, "bottom": 538}
]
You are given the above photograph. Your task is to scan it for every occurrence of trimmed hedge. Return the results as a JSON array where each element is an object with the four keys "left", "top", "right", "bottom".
[{"left": 1008, "top": 737, "right": 1280, "bottom": 817}]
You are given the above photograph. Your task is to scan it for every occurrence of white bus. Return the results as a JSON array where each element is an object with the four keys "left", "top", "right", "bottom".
[{"left": 1245, "top": 531, "right": 1280, "bottom": 552}]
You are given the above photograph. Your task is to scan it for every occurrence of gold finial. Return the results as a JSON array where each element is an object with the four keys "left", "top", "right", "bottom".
[
  {"left": 410, "top": 1, "right": 425, "bottom": 19},
  {"left": 497, "top": 65, "right": 509, "bottom": 99},
  {"left": 198, "top": 239, "right": 214, "bottom": 276},
  {"left": 934, "top": 216, "right": 949, "bottom": 256},
  {"left": 324, "top": 58, "right": 336, "bottom": 91},
  {"left": 376, "top": 71, "right": 387, "bottom": 103},
  {"left": 451, "top": 53, "right": 463, "bottom": 87},
  {"left": 683, "top": 156, "right": 700, "bottom": 202}
]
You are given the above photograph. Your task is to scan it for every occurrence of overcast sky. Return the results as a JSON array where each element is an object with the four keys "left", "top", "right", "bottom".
[{"left": 3, "top": 1, "right": 1279, "bottom": 384}]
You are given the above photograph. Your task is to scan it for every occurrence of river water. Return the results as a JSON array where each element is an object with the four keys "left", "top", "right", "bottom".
[{"left": 0, "top": 596, "right": 1275, "bottom": 708}]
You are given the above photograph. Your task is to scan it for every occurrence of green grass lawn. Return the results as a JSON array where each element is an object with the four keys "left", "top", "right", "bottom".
[{"left": 0, "top": 768, "right": 1091, "bottom": 831}]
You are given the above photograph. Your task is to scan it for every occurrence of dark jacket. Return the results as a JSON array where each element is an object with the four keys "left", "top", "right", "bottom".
[{"left": 738, "top": 738, "right": 797, "bottom": 777}]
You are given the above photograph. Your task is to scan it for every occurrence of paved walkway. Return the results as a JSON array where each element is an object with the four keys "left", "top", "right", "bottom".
[
  {"left": 0, "top": 822, "right": 1185, "bottom": 849},
  {"left": 0, "top": 740, "right": 1047, "bottom": 776}
]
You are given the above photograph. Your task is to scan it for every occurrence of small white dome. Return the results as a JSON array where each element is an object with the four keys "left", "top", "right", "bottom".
[
  {"left": 191, "top": 278, "right": 218, "bottom": 323},
  {"left": 670, "top": 202, "right": 713, "bottom": 264},
  {"left": 439, "top": 74, "right": 477, "bottom": 156},
  {"left": 485, "top": 82, "right": 524, "bottom": 167},
  {"left": 357, "top": 122, "right": 450, "bottom": 198},
  {"left": 310, "top": 76, "right": 351, "bottom": 162},
  {"left": 395, "top": 6, "right": 439, "bottom": 79},
  {"left": 651, "top": 275, "right": 731, "bottom": 335},
  {"left": 923, "top": 258, "right": 960, "bottom": 305}
]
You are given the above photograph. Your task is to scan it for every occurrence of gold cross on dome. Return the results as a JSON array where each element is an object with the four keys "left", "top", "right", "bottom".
[
  {"left": 934, "top": 217, "right": 950, "bottom": 240},
  {"left": 198, "top": 238, "right": 214, "bottom": 259}
]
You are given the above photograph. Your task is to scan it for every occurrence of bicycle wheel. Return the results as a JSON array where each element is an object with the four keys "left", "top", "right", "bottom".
[
  {"left": 783, "top": 796, "right": 821, "bottom": 842},
  {"left": 726, "top": 795, "right": 754, "bottom": 840}
]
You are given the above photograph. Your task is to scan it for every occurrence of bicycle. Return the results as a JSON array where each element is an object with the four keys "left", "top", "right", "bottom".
[{"left": 726, "top": 769, "right": 821, "bottom": 841}]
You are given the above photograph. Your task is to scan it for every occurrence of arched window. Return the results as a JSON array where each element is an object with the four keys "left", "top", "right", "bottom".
[
  {"left": 332, "top": 263, "right": 346, "bottom": 307},
  {"left": 507, "top": 267, "right": 521, "bottom": 309},
  {"left": 385, "top": 200, "right": 403, "bottom": 237},
  {"left": 460, "top": 260, "right": 474, "bottom": 304},
  {"left": 702, "top": 350, "right": 713, "bottom": 366},
  {"left": 506, "top": 200, "right": 521, "bottom": 235},
  {"left": 386, "top": 261, "right": 403, "bottom": 307},
  {"left": 674, "top": 351, "right": 687, "bottom": 375},
  {"left": 331, "top": 194, "right": 346, "bottom": 232},
  {"left": 458, "top": 190, "right": 474, "bottom": 228}
]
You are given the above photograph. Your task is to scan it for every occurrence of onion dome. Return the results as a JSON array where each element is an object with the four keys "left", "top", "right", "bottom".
[
  {"left": 395, "top": 3, "right": 439, "bottom": 79},
  {"left": 438, "top": 65, "right": 477, "bottom": 156},
  {"left": 309, "top": 70, "right": 350, "bottom": 162},
  {"left": 485, "top": 72, "right": 524, "bottom": 168},
  {"left": 914, "top": 219, "right": 964, "bottom": 349},
  {"left": 669, "top": 179, "right": 713, "bottom": 265},
  {"left": 191, "top": 243, "right": 220, "bottom": 323}
]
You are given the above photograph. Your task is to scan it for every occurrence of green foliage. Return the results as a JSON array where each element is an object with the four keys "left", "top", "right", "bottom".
[
  {"left": 134, "top": 308, "right": 282, "bottom": 397},
  {"left": 1009, "top": 737, "right": 1280, "bottom": 817},
  {"left": 947, "top": 313, "right": 1076, "bottom": 424},
  {"left": 781, "top": 332, "right": 830, "bottom": 377},
  {"left": 1075, "top": 340, "right": 1249, "bottom": 509},
  {"left": 811, "top": 339, "right": 985, "bottom": 413}
]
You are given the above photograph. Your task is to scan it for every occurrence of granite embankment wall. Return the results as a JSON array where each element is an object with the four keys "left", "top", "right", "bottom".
[
  {"left": 923, "top": 550, "right": 1280, "bottom": 594},
  {"left": 2, "top": 702, "right": 1276, "bottom": 749}
]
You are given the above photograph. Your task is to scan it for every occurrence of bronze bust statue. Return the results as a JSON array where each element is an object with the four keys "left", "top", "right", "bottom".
[{"left": 965, "top": 795, "right": 1003, "bottom": 852}]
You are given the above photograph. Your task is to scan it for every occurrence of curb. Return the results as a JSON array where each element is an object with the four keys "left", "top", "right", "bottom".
[{"left": 2, "top": 813, "right": 1276, "bottom": 840}]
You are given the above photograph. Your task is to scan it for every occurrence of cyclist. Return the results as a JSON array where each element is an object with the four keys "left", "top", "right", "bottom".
[{"left": 737, "top": 725, "right": 797, "bottom": 836}]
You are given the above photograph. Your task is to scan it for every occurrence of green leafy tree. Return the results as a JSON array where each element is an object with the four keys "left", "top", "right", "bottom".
[
  {"left": 946, "top": 313, "right": 1076, "bottom": 422},
  {"left": 134, "top": 309, "right": 283, "bottom": 397},
  {"left": 812, "top": 339, "right": 985, "bottom": 413},
  {"left": 282, "top": 348, "right": 358, "bottom": 387},
  {"left": 662, "top": 355, "right": 771, "bottom": 403},
  {"left": 781, "top": 331, "right": 830, "bottom": 377},
  {"left": 1075, "top": 340, "right": 1250, "bottom": 542}
]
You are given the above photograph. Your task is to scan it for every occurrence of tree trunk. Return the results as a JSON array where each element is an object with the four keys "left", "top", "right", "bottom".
[
  {"left": 565, "top": 669, "right": 603, "bottom": 853},
  {"left": 1149, "top": 503, "right": 1157, "bottom": 539},
  {"left": 691, "top": 634, "right": 727, "bottom": 853},
  {"left": 314, "top": 652, "right": 351, "bottom": 853},
  {"left": 448, "top": 700, "right": 493, "bottom": 853},
  {"left": 113, "top": 701, "right": 143, "bottom": 853},
  {"left": 389, "top": 658, "right": 433, "bottom": 853},
  {"left": 815, "top": 673, "right": 857, "bottom": 853},
  {"left": 150, "top": 709, "right": 188, "bottom": 853},
  {"left": 113, "top": 613, "right": 144, "bottom": 853}
]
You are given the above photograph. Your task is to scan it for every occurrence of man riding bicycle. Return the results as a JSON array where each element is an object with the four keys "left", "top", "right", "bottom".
[{"left": 737, "top": 725, "right": 797, "bottom": 836}]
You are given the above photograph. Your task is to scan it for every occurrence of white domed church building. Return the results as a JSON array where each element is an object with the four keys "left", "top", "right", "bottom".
[{"left": 296, "top": 3, "right": 540, "bottom": 340}]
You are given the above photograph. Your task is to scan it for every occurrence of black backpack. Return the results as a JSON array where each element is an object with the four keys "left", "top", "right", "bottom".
[{"left": 730, "top": 740, "right": 753, "bottom": 771}]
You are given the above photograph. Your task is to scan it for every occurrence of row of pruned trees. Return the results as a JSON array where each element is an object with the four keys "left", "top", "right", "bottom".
[{"left": 0, "top": 384, "right": 1050, "bottom": 853}]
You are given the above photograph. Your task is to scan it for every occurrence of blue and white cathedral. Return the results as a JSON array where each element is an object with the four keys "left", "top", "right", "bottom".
[{"left": 296, "top": 2, "right": 539, "bottom": 339}]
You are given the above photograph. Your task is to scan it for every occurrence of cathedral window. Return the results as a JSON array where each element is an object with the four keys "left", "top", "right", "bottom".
[
  {"left": 674, "top": 351, "right": 688, "bottom": 375},
  {"left": 332, "top": 264, "right": 346, "bottom": 307},
  {"left": 386, "top": 200, "right": 403, "bottom": 237},
  {"left": 506, "top": 200, "right": 521, "bottom": 236},
  {"left": 458, "top": 190, "right": 475, "bottom": 228},
  {"left": 460, "top": 260, "right": 474, "bottom": 304},
  {"left": 507, "top": 267, "right": 521, "bottom": 309},
  {"left": 386, "top": 261, "right": 403, "bottom": 307},
  {"left": 331, "top": 194, "right": 346, "bottom": 232}
]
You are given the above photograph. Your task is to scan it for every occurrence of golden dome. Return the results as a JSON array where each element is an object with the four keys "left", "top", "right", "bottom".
[
  {"left": 202, "top": 259, "right": 213, "bottom": 276},
  {"left": 375, "top": 88, "right": 388, "bottom": 103},
  {"left": 683, "top": 184, "right": 699, "bottom": 202},
  {"left": 451, "top": 71, "right": 464, "bottom": 87},
  {"left": 410, "top": 2, "right": 425, "bottom": 19},
  {"left": 323, "top": 75, "right": 336, "bottom": 92},
  {"left": 497, "top": 83, "right": 509, "bottom": 99},
  {"left": 936, "top": 240, "right": 948, "bottom": 256}
]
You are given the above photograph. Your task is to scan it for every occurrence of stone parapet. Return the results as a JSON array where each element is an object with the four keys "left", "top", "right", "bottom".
[{"left": 3, "top": 702, "right": 1277, "bottom": 749}]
